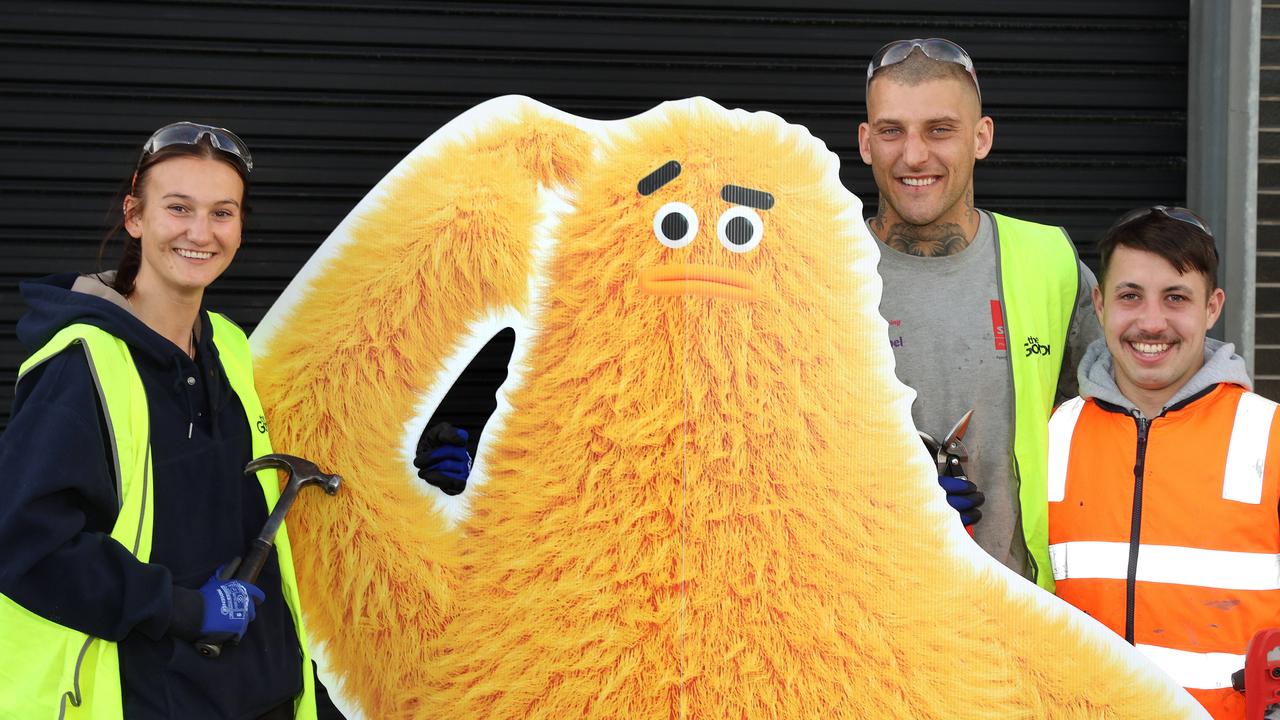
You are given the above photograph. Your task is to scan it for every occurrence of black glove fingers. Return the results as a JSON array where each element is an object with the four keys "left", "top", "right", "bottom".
[
  {"left": 425, "top": 421, "right": 467, "bottom": 447},
  {"left": 414, "top": 422, "right": 473, "bottom": 495}
]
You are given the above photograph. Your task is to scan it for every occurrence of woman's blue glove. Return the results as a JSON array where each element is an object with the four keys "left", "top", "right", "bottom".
[
  {"left": 198, "top": 569, "right": 265, "bottom": 642},
  {"left": 415, "top": 422, "right": 472, "bottom": 496},
  {"left": 938, "top": 475, "right": 984, "bottom": 528}
]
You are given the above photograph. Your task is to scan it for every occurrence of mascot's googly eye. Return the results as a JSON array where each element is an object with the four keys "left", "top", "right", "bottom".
[
  {"left": 717, "top": 206, "right": 763, "bottom": 253},
  {"left": 653, "top": 202, "right": 698, "bottom": 249}
]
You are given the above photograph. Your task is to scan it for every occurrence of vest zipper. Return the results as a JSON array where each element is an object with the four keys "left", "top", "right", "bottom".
[{"left": 1125, "top": 413, "right": 1151, "bottom": 644}]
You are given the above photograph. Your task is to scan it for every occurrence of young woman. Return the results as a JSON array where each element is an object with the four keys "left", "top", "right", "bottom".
[{"left": 0, "top": 123, "right": 318, "bottom": 719}]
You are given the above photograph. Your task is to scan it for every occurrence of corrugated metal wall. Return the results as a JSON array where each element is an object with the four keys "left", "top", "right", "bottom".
[
  {"left": 0, "top": 0, "right": 1189, "bottom": 429},
  {"left": 1259, "top": 5, "right": 1280, "bottom": 399}
]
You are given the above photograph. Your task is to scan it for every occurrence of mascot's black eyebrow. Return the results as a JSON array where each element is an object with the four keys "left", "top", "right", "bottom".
[
  {"left": 637, "top": 162, "right": 774, "bottom": 211},
  {"left": 637, "top": 161, "right": 681, "bottom": 196},
  {"left": 721, "top": 184, "right": 774, "bottom": 211}
]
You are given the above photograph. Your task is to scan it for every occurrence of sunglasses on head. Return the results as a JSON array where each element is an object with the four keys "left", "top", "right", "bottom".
[
  {"left": 1113, "top": 205, "right": 1214, "bottom": 238},
  {"left": 866, "top": 38, "right": 981, "bottom": 103},
  {"left": 134, "top": 121, "right": 253, "bottom": 183}
]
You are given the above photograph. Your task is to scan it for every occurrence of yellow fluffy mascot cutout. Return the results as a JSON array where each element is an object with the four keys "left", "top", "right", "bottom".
[{"left": 251, "top": 96, "right": 1207, "bottom": 719}]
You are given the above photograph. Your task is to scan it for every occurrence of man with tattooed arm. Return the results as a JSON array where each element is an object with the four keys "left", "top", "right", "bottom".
[{"left": 858, "top": 39, "right": 1100, "bottom": 590}]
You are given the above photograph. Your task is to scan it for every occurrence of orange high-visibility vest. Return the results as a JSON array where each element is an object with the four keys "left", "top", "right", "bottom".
[{"left": 1047, "top": 383, "right": 1280, "bottom": 719}]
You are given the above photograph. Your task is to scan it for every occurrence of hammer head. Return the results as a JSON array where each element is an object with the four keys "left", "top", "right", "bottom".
[{"left": 245, "top": 453, "right": 342, "bottom": 495}]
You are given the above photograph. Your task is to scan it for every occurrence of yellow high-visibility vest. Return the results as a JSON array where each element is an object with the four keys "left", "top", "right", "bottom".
[
  {"left": 0, "top": 313, "right": 316, "bottom": 720},
  {"left": 993, "top": 212, "right": 1079, "bottom": 591}
]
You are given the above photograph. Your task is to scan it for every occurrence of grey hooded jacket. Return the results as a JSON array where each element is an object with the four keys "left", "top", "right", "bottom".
[{"left": 1076, "top": 337, "right": 1252, "bottom": 416}]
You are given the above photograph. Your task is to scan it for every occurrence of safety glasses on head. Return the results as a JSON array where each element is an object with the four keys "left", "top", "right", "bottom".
[
  {"left": 1113, "top": 205, "right": 1214, "bottom": 239},
  {"left": 137, "top": 121, "right": 253, "bottom": 175},
  {"left": 866, "top": 37, "right": 981, "bottom": 103}
]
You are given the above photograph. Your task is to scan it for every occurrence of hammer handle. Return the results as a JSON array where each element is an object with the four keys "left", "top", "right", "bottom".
[
  {"left": 195, "top": 452, "right": 342, "bottom": 660},
  {"left": 233, "top": 539, "right": 274, "bottom": 585},
  {"left": 194, "top": 633, "right": 236, "bottom": 658}
]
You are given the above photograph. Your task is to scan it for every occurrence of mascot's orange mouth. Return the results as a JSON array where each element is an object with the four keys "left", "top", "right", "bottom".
[{"left": 639, "top": 264, "right": 759, "bottom": 301}]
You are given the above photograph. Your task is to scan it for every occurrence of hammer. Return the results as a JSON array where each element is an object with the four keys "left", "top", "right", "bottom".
[{"left": 196, "top": 453, "right": 341, "bottom": 658}]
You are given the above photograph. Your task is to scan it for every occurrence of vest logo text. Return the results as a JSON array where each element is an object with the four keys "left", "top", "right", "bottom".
[{"left": 1024, "top": 336, "right": 1051, "bottom": 358}]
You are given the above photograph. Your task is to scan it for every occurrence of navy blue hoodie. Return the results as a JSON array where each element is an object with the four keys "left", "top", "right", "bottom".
[{"left": 0, "top": 273, "right": 302, "bottom": 718}]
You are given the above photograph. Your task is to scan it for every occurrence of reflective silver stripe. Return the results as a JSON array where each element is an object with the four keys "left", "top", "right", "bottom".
[
  {"left": 1135, "top": 644, "right": 1244, "bottom": 690},
  {"left": 1048, "top": 542, "right": 1068, "bottom": 581},
  {"left": 1046, "top": 396, "right": 1086, "bottom": 503},
  {"left": 132, "top": 445, "right": 150, "bottom": 556},
  {"left": 1222, "top": 392, "right": 1276, "bottom": 504},
  {"left": 1047, "top": 540, "right": 1280, "bottom": 590},
  {"left": 78, "top": 343, "right": 126, "bottom": 509},
  {"left": 57, "top": 636, "right": 94, "bottom": 719}
]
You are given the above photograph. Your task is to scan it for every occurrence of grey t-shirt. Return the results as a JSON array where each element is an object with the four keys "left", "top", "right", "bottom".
[{"left": 874, "top": 210, "right": 1100, "bottom": 578}]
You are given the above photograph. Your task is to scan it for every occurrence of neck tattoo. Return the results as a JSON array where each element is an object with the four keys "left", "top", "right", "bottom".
[{"left": 880, "top": 221, "right": 971, "bottom": 257}]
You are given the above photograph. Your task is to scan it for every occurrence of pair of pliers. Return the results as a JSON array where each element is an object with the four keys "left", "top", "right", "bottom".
[{"left": 918, "top": 409, "right": 974, "bottom": 485}]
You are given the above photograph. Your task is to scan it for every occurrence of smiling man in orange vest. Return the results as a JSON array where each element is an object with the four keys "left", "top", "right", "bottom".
[{"left": 1046, "top": 206, "right": 1280, "bottom": 718}]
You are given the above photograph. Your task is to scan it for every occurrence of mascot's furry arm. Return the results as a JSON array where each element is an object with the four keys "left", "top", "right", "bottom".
[{"left": 252, "top": 108, "right": 592, "bottom": 718}]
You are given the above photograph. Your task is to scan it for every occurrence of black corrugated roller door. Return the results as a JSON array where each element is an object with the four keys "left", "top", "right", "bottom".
[{"left": 0, "top": 0, "right": 1188, "bottom": 428}]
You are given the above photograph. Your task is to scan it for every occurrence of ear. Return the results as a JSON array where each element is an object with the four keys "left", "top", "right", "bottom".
[
  {"left": 858, "top": 122, "right": 874, "bottom": 166},
  {"left": 973, "top": 116, "right": 994, "bottom": 161},
  {"left": 1206, "top": 286, "right": 1226, "bottom": 330},
  {"left": 1092, "top": 284, "right": 1104, "bottom": 322},
  {"left": 123, "top": 195, "right": 143, "bottom": 239}
]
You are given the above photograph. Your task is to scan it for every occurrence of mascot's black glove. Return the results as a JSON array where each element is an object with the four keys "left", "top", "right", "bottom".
[{"left": 415, "top": 422, "right": 472, "bottom": 496}]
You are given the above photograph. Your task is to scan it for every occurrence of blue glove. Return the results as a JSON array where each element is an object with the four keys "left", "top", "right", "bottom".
[
  {"left": 938, "top": 475, "right": 984, "bottom": 528},
  {"left": 197, "top": 569, "right": 265, "bottom": 642},
  {"left": 415, "top": 422, "right": 472, "bottom": 496}
]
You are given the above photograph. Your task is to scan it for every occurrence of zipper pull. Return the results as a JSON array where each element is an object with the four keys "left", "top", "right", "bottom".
[{"left": 188, "top": 422, "right": 193, "bottom": 440}]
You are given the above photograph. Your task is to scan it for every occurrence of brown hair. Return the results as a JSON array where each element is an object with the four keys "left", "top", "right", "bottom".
[
  {"left": 1097, "top": 209, "right": 1219, "bottom": 292},
  {"left": 97, "top": 136, "right": 250, "bottom": 297}
]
